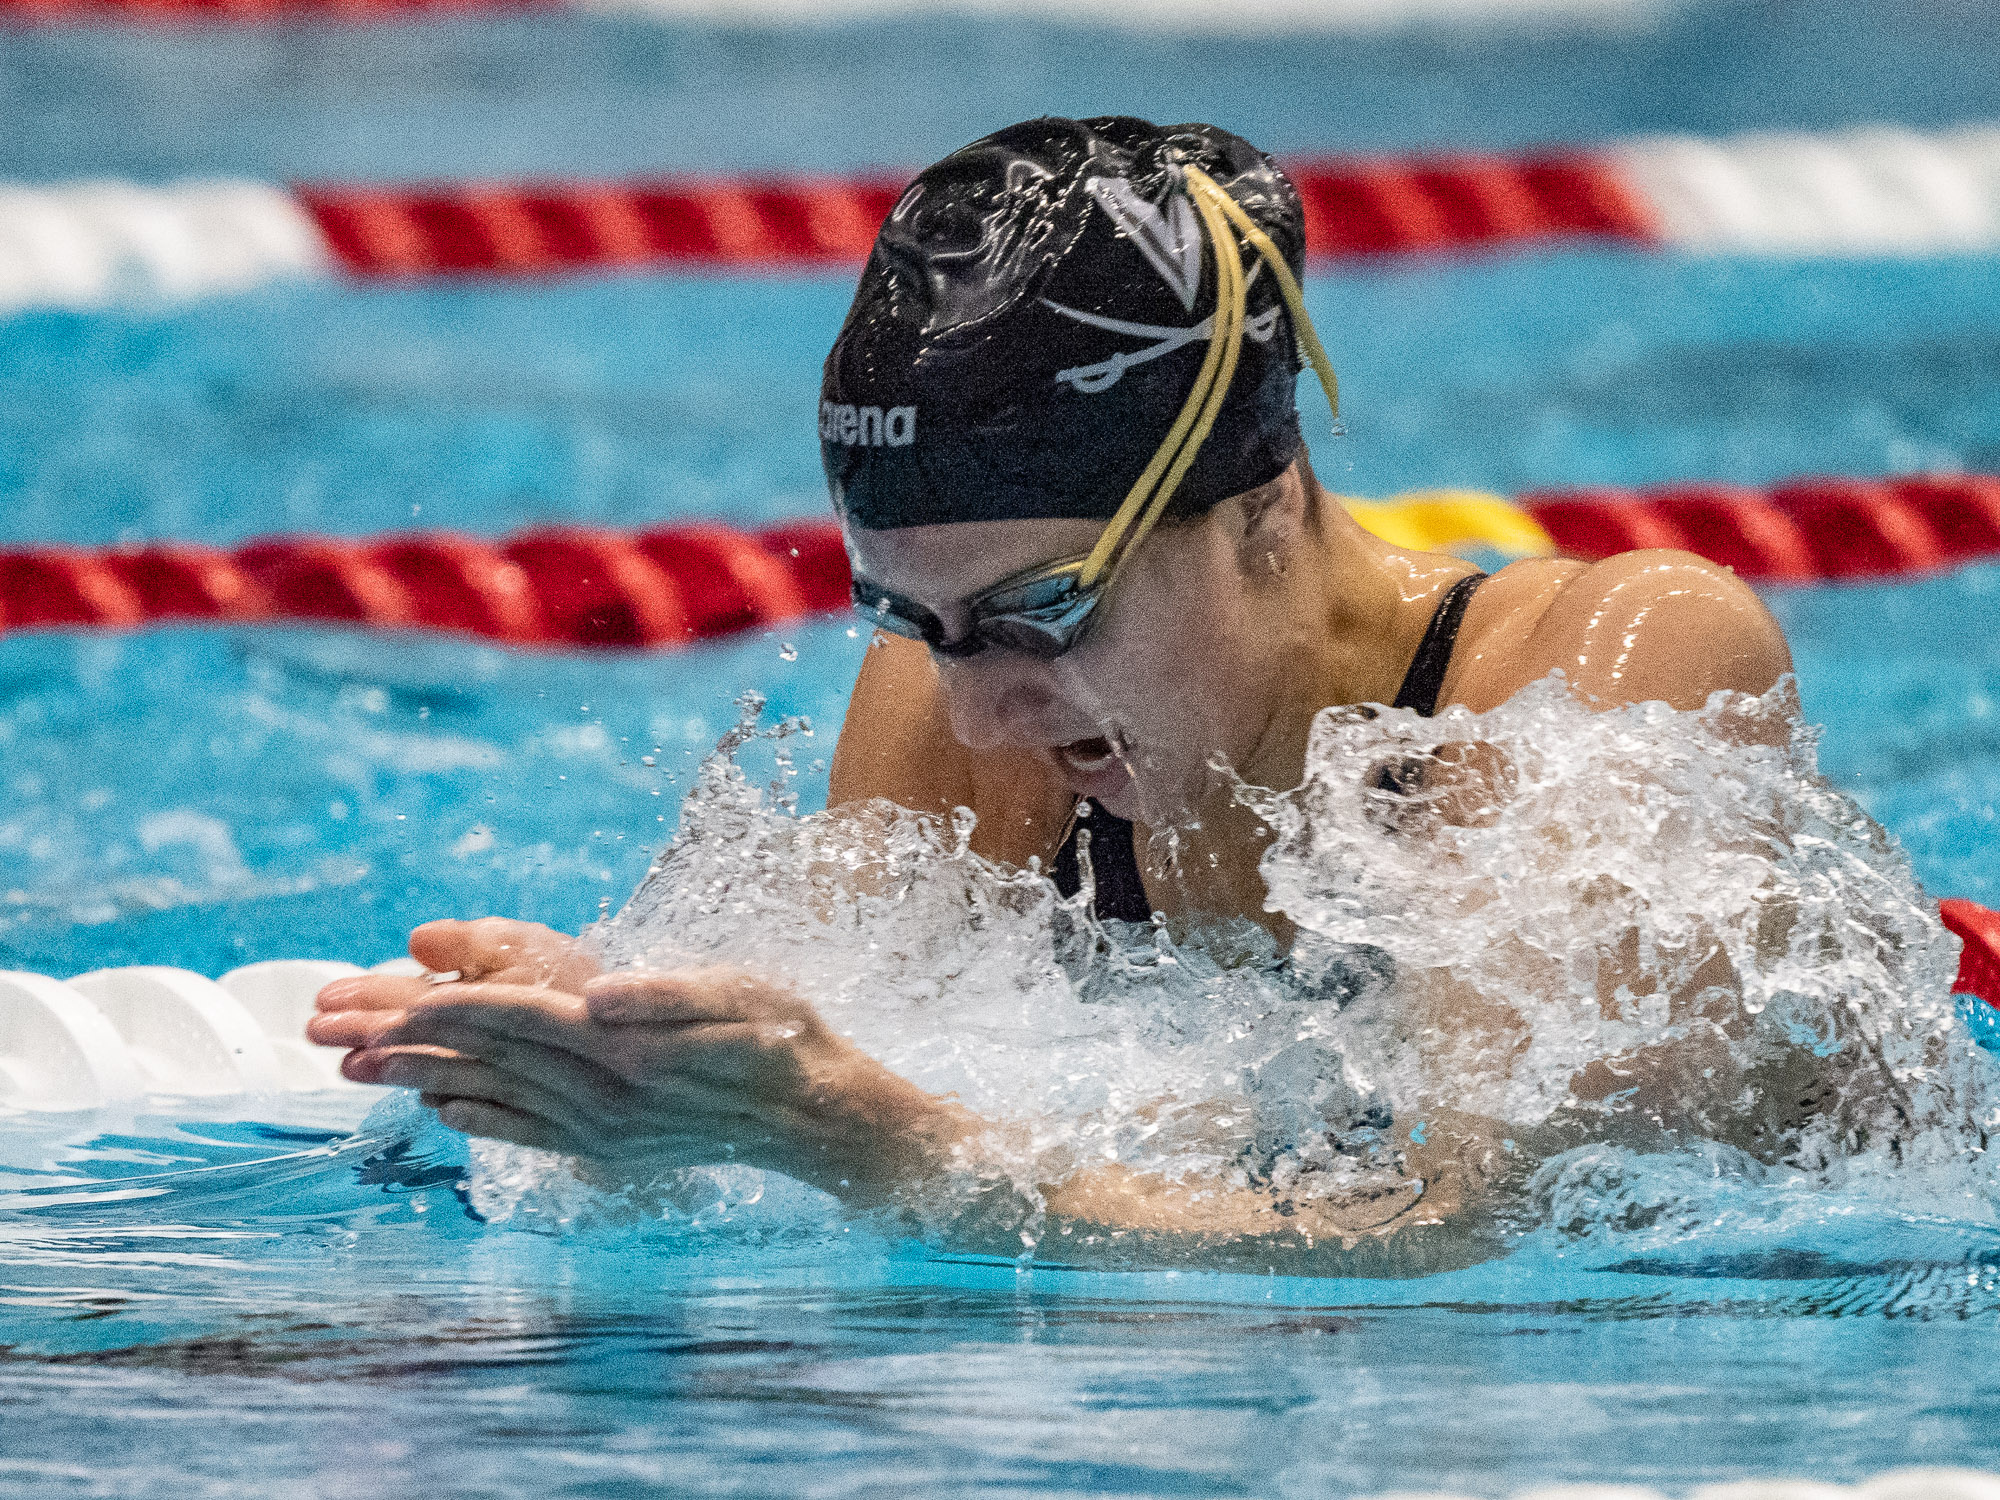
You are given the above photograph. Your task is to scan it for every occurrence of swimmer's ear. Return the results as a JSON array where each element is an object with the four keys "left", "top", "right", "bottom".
[{"left": 1230, "top": 459, "right": 1311, "bottom": 578}]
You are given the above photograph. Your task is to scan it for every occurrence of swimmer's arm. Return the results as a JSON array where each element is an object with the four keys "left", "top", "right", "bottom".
[
  {"left": 1018, "top": 1110, "right": 1509, "bottom": 1268},
  {"left": 829, "top": 633, "right": 973, "bottom": 815},
  {"left": 1492, "top": 549, "right": 1793, "bottom": 713},
  {"left": 312, "top": 965, "right": 1502, "bottom": 1261},
  {"left": 1406, "top": 554, "right": 1805, "bottom": 1146}
]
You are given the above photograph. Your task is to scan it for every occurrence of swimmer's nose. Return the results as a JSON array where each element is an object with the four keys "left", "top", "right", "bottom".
[{"left": 936, "top": 655, "right": 1063, "bottom": 751}]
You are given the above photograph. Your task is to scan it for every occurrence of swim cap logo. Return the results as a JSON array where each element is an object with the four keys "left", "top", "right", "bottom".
[
  {"left": 821, "top": 402, "right": 917, "bottom": 448},
  {"left": 1087, "top": 177, "right": 1203, "bottom": 311},
  {"left": 1043, "top": 176, "right": 1280, "bottom": 396}
]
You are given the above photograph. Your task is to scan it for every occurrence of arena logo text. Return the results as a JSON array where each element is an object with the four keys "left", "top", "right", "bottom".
[{"left": 821, "top": 403, "right": 917, "bottom": 447}]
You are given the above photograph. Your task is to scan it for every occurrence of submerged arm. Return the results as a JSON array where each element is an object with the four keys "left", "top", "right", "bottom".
[
  {"left": 312, "top": 959, "right": 1509, "bottom": 1268},
  {"left": 1387, "top": 549, "right": 1866, "bottom": 1155}
]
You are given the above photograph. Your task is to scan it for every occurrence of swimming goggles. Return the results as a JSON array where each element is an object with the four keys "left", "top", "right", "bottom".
[
  {"left": 850, "top": 553, "right": 1105, "bottom": 659},
  {"left": 851, "top": 163, "right": 1342, "bottom": 661}
]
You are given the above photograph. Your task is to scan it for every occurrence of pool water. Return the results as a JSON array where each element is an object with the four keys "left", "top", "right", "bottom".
[
  {"left": 7, "top": 1094, "right": 2000, "bottom": 1497},
  {"left": 4, "top": 252, "right": 1995, "bottom": 975},
  {"left": 5, "top": 2, "right": 2000, "bottom": 1494}
]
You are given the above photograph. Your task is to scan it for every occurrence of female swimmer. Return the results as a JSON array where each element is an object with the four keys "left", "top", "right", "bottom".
[{"left": 309, "top": 118, "right": 1792, "bottom": 1262}]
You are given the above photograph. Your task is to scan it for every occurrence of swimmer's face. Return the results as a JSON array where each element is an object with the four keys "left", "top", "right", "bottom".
[{"left": 845, "top": 481, "right": 1304, "bottom": 823}]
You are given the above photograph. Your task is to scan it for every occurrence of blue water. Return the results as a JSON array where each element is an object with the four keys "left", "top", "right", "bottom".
[
  {"left": 5, "top": 1102, "right": 2000, "bottom": 1497},
  {"left": 6, "top": 3, "right": 2000, "bottom": 1494},
  {"left": 4, "top": 0, "right": 2000, "bottom": 182},
  {"left": 6, "top": 253, "right": 2000, "bottom": 547}
]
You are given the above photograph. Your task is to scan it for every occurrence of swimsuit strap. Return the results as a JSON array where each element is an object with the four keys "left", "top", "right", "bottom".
[
  {"left": 1051, "top": 800, "right": 1153, "bottom": 923},
  {"left": 1391, "top": 571, "right": 1486, "bottom": 718},
  {"left": 1055, "top": 570, "right": 1488, "bottom": 923}
]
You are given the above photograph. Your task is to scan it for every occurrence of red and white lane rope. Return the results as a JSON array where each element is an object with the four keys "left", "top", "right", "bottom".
[
  {"left": 1, "top": 479, "right": 1995, "bottom": 1009},
  {"left": 0, "top": 179, "right": 331, "bottom": 313},
  {"left": 3, "top": 124, "right": 1999, "bottom": 314},
  {"left": 2, "top": 473, "right": 1996, "bottom": 650},
  {"left": 1522, "top": 473, "right": 2000, "bottom": 582},
  {"left": 0, "top": 520, "right": 852, "bottom": 649}
]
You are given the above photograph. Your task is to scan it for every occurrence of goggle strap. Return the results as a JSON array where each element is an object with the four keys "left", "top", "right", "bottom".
[
  {"left": 1196, "top": 169, "right": 1341, "bottom": 426},
  {"left": 1104, "top": 176, "right": 1248, "bottom": 589},
  {"left": 1077, "top": 164, "right": 1342, "bottom": 595},
  {"left": 1078, "top": 180, "right": 1240, "bottom": 590}
]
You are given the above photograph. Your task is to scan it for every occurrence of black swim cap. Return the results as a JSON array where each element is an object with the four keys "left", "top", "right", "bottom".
[{"left": 821, "top": 116, "right": 1307, "bottom": 531}]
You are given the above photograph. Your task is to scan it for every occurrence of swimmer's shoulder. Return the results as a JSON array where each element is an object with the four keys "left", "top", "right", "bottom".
[
  {"left": 829, "top": 633, "right": 1073, "bottom": 866},
  {"left": 1442, "top": 549, "right": 1792, "bottom": 713}
]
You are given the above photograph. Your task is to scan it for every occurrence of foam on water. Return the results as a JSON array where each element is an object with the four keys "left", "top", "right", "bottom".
[{"left": 464, "top": 679, "right": 1999, "bottom": 1267}]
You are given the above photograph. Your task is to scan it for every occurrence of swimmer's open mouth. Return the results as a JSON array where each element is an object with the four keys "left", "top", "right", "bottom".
[{"left": 1054, "top": 735, "right": 1123, "bottom": 776}]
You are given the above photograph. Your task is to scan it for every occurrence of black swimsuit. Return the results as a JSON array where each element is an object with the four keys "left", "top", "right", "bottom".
[{"left": 1052, "top": 572, "right": 1487, "bottom": 922}]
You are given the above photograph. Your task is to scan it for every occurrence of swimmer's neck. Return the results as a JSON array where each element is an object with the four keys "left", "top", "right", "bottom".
[
  {"left": 1205, "top": 476, "right": 1480, "bottom": 803},
  {"left": 1131, "top": 481, "right": 1482, "bottom": 927}
]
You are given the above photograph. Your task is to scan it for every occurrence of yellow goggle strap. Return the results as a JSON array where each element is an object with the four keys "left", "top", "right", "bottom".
[
  {"left": 1189, "top": 166, "right": 1341, "bottom": 430},
  {"left": 1077, "top": 164, "right": 1341, "bottom": 592},
  {"left": 1096, "top": 178, "right": 1247, "bottom": 584},
  {"left": 1077, "top": 183, "right": 1240, "bottom": 589}
]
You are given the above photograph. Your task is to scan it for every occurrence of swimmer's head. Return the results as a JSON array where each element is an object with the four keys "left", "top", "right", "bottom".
[{"left": 820, "top": 115, "right": 1307, "bottom": 532}]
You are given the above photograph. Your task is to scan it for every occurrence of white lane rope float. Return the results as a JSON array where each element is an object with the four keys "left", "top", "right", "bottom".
[{"left": 1, "top": 124, "right": 1998, "bottom": 315}]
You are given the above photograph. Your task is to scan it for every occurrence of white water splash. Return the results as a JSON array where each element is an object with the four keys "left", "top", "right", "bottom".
[{"left": 475, "top": 681, "right": 1999, "bottom": 1255}]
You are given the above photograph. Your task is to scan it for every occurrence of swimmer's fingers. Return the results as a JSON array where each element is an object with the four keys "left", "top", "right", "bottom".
[
  {"left": 312, "top": 978, "right": 592, "bottom": 1051},
  {"left": 426, "top": 1097, "right": 568, "bottom": 1154},
  {"left": 322, "top": 980, "right": 800, "bottom": 1097},
  {"left": 350, "top": 989, "right": 767, "bottom": 1101},
  {"left": 409, "top": 918, "right": 599, "bottom": 992},
  {"left": 312, "top": 974, "right": 432, "bottom": 1025},
  {"left": 583, "top": 968, "right": 815, "bottom": 1028},
  {"left": 310, "top": 925, "right": 598, "bottom": 1046},
  {"left": 423, "top": 1093, "right": 750, "bottom": 1168},
  {"left": 345, "top": 1034, "right": 628, "bottom": 1123},
  {"left": 307, "top": 980, "right": 434, "bottom": 1049},
  {"left": 409, "top": 918, "right": 528, "bottom": 980},
  {"left": 366, "top": 983, "right": 596, "bottom": 1053},
  {"left": 353, "top": 1047, "right": 605, "bottom": 1144},
  {"left": 362, "top": 1040, "right": 768, "bottom": 1163}
]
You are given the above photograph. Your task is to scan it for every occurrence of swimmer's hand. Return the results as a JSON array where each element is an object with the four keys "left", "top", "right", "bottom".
[
  {"left": 312, "top": 917, "right": 600, "bottom": 1004},
  {"left": 307, "top": 964, "right": 963, "bottom": 1197},
  {"left": 309, "top": 946, "right": 1506, "bottom": 1265},
  {"left": 405, "top": 917, "right": 603, "bottom": 993}
]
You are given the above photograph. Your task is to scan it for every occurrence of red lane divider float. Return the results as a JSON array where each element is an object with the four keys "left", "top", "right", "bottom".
[
  {"left": 1523, "top": 474, "right": 2000, "bottom": 583},
  {"left": 4, "top": 473, "right": 1999, "bottom": 650},
  {"left": 0, "top": 523, "right": 851, "bottom": 649},
  {"left": 1289, "top": 154, "right": 1655, "bottom": 260},
  {"left": 1944, "top": 901, "right": 2000, "bottom": 1012},
  {"left": 298, "top": 177, "right": 912, "bottom": 273},
  {"left": 294, "top": 156, "right": 1650, "bottom": 276}
]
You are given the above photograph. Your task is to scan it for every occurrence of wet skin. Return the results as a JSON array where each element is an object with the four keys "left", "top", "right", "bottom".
[{"left": 310, "top": 457, "right": 1793, "bottom": 1256}]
